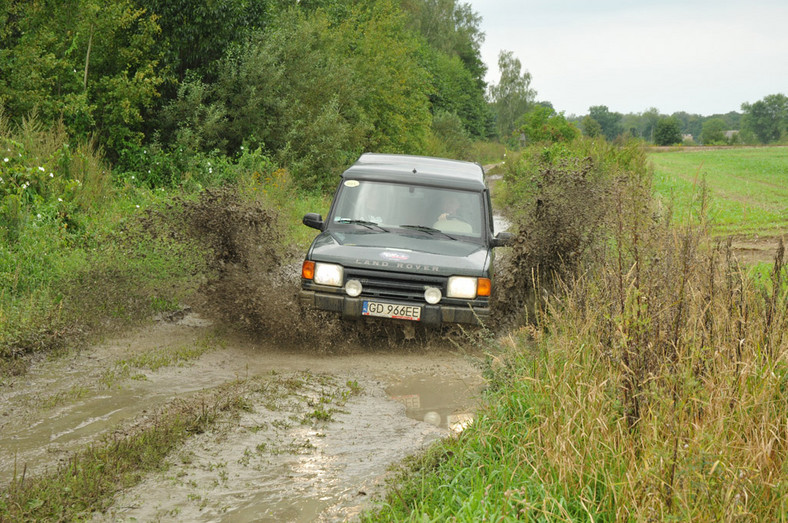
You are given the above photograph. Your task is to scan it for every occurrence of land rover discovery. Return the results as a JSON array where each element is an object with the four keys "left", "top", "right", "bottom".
[{"left": 300, "top": 153, "right": 512, "bottom": 326}]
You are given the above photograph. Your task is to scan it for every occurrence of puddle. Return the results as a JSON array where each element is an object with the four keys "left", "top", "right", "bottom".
[
  {"left": 387, "top": 373, "right": 484, "bottom": 433},
  {"left": 1, "top": 313, "right": 487, "bottom": 520}
]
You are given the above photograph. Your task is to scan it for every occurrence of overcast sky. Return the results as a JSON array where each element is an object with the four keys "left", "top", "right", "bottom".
[{"left": 466, "top": 0, "right": 788, "bottom": 117}]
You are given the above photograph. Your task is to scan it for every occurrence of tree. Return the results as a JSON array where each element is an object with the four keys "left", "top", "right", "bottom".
[
  {"left": 581, "top": 116, "right": 602, "bottom": 138},
  {"left": 424, "top": 46, "right": 490, "bottom": 138},
  {"left": 167, "top": 2, "right": 433, "bottom": 191},
  {"left": 654, "top": 116, "right": 682, "bottom": 146},
  {"left": 700, "top": 117, "right": 727, "bottom": 145},
  {"left": 0, "top": 0, "right": 166, "bottom": 157},
  {"left": 134, "top": 0, "right": 271, "bottom": 82},
  {"left": 741, "top": 93, "right": 787, "bottom": 144},
  {"left": 588, "top": 106, "right": 623, "bottom": 141},
  {"left": 401, "top": 0, "right": 486, "bottom": 86},
  {"left": 488, "top": 50, "right": 536, "bottom": 139},
  {"left": 517, "top": 105, "right": 579, "bottom": 144},
  {"left": 640, "top": 107, "right": 661, "bottom": 143}
]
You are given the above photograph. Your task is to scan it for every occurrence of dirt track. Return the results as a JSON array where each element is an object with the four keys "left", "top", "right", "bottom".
[{"left": 0, "top": 312, "right": 486, "bottom": 521}]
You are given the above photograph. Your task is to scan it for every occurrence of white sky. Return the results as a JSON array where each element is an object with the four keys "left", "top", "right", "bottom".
[{"left": 467, "top": 0, "right": 788, "bottom": 116}]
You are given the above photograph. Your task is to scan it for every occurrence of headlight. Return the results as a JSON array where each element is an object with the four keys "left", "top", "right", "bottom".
[
  {"left": 447, "top": 276, "right": 477, "bottom": 299},
  {"left": 313, "top": 263, "right": 344, "bottom": 287}
]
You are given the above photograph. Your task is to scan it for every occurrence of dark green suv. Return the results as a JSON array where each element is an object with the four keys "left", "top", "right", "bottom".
[{"left": 300, "top": 153, "right": 512, "bottom": 326}]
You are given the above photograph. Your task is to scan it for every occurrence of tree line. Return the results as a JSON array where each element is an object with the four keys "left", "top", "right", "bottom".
[
  {"left": 484, "top": 48, "right": 788, "bottom": 148},
  {"left": 571, "top": 95, "right": 788, "bottom": 146},
  {"left": 1, "top": 0, "right": 494, "bottom": 191}
]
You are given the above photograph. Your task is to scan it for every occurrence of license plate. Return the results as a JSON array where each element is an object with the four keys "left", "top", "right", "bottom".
[{"left": 362, "top": 301, "right": 421, "bottom": 321}]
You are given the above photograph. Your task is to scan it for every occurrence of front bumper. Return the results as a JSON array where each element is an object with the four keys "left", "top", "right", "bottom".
[{"left": 299, "top": 290, "right": 489, "bottom": 326}]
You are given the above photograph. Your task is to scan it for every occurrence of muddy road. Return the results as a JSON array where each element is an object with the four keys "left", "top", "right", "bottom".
[{"left": 0, "top": 311, "right": 487, "bottom": 521}]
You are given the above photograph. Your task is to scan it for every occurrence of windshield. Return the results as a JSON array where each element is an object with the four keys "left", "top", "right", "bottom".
[{"left": 330, "top": 180, "right": 484, "bottom": 239}]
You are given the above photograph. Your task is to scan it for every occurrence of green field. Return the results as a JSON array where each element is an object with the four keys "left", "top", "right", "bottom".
[{"left": 649, "top": 146, "right": 788, "bottom": 235}]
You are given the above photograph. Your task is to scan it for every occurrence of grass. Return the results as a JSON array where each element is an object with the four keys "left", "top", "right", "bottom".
[
  {"left": 649, "top": 146, "right": 788, "bottom": 235},
  {"left": 364, "top": 142, "right": 788, "bottom": 521},
  {"left": 0, "top": 116, "right": 315, "bottom": 377}
]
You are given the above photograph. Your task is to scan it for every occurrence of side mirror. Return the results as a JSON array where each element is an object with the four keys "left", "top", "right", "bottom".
[
  {"left": 303, "top": 212, "right": 324, "bottom": 230},
  {"left": 491, "top": 231, "right": 515, "bottom": 248}
]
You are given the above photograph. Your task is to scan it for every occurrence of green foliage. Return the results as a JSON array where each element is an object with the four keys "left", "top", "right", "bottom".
[
  {"left": 401, "top": 0, "right": 487, "bottom": 85},
  {"left": 0, "top": 0, "right": 167, "bottom": 158},
  {"left": 516, "top": 105, "right": 579, "bottom": 145},
  {"left": 424, "top": 48, "right": 491, "bottom": 138},
  {"left": 580, "top": 115, "right": 603, "bottom": 138},
  {"left": 1, "top": 0, "right": 490, "bottom": 188},
  {"left": 654, "top": 115, "right": 682, "bottom": 145},
  {"left": 588, "top": 105, "right": 623, "bottom": 141},
  {"left": 424, "top": 110, "right": 473, "bottom": 160},
  {"left": 163, "top": 2, "right": 432, "bottom": 192},
  {"left": 741, "top": 93, "right": 788, "bottom": 144},
  {"left": 700, "top": 117, "right": 728, "bottom": 144},
  {"left": 488, "top": 50, "right": 537, "bottom": 140},
  {"left": 134, "top": 0, "right": 272, "bottom": 81},
  {"left": 0, "top": 115, "right": 113, "bottom": 243}
]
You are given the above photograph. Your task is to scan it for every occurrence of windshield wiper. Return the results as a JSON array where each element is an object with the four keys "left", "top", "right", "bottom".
[
  {"left": 398, "top": 224, "right": 457, "bottom": 240},
  {"left": 336, "top": 218, "right": 388, "bottom": 232}
]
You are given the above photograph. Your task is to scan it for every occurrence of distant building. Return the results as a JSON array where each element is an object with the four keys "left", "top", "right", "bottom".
[
  {"left": 724, "top": 130, "right": 740, "bottom": 140},
  {"left": 682, "top": 134, "right": 694, "bottom": 142}
]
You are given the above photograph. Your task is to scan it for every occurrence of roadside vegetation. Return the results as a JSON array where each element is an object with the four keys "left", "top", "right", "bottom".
[{"left": 365, "top": 139, "right": 788, "bottom": 521}]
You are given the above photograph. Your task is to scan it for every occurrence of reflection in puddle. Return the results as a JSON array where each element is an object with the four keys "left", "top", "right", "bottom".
[{"left": 387, "top": 373, "right": 483, "bottom": 433}]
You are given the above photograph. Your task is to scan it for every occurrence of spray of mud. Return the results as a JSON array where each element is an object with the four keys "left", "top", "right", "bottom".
[
  {"left": 153, "top": 188, "right": 472, "bottom": 352},
  {"left": 490, "top": 156, "right": 613, "bottom": 328}
]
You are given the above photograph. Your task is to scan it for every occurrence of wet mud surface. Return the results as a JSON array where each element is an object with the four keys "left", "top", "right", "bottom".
[{"left": 0, "top": 313, "right": 486, "bottom": 521}]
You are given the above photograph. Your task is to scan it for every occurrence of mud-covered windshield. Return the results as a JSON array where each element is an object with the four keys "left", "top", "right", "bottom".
[{"left": 330, "top": 180, "right": 484, "bottom": 239}]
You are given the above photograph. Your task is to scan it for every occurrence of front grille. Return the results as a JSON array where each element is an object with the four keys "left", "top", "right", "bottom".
[{"left": 344, "top": 267, "right": 446, "bottom": 303}]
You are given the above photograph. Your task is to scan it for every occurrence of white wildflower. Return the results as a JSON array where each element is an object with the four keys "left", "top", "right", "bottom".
[
  {"left": 136, "top": 205, "right": 140, "bottom": 208},
  {"left": 58, "top": 198, "right": 63, "bottom": 202},
  {"left": 3, "top": 158, "right": 8, "bottom": 162},
  {"left": 38, "top": 166, "right": 45, "bottom": 172}
]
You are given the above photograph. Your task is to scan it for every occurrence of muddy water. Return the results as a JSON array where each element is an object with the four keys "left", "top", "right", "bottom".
[{"left": 0, "top": 313, "right": 486, "bottom": 521}]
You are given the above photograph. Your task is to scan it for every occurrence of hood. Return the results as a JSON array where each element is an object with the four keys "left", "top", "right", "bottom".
[{"left": 307, "top": 229, "right": 491, "bottom": 277}]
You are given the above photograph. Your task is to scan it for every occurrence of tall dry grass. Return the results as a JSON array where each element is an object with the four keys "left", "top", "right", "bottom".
[
  {"left": 368, "top": 140, "right": 788, "bottom": 521},
  {"left": 517, "top": 172, "right": 788, "bottom": 519}
]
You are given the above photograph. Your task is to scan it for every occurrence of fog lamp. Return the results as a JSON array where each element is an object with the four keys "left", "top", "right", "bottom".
[
  {"left": 345, "top": 279, "right": 363, "bottom": 297},
  {"left": 424, "top": 287, "right": 442, "bottom": 304}
]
